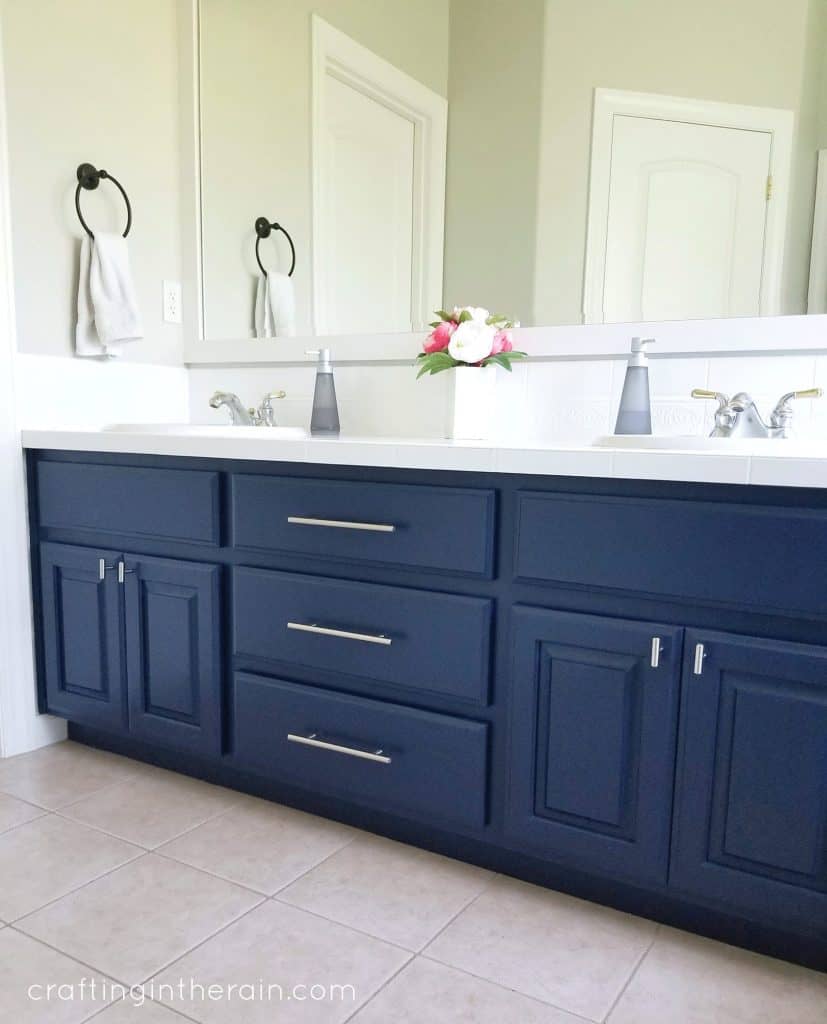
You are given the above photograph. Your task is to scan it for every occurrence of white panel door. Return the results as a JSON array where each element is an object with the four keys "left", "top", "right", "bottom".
[
  {"left": 318, "top": 74, "right": 415, "bottom": 335},
  {"left": 602, "top": 116, "right": 772, "bottom": 322}
]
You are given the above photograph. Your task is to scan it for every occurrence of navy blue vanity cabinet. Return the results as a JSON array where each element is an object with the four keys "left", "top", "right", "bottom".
[
  {"left": 233, "top": 567, "right": 492, "bottom": 704},
  {"left": 671, "top": 630, "right": 827, "bottom": 937},
  {"left": 39, "top": 542, "right": 124, "bottom": 730},
  {"left": 507, "top": 607, "right": 684, "bottom": 885},
  {"left": 123, "top": 555, "right": 222, "bottom": 758},
  {"left": 233, "top": 672, "right": 488, "bottom": 831},
  {"left": 39, "top": 540, "right": 222, "bottom": 757}
]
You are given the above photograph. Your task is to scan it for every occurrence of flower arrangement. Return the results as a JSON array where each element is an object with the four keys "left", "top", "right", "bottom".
[{"left": 416, "top": 306, "right": 526, "bottom": 378}]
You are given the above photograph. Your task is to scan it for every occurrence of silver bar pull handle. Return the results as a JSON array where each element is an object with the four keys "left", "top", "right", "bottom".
[
  {"left": 693, "top": 643, "right": 706, "bottom": 675},
  {"left": 98, "top": 558, "right": 115, "bottom": 581},
  {"left": 118, "top": 562, "right": 135, "bottom": 584},
  {"left": 650, "top": 637, "right": 662, "bottom": 669},
  {"left": 287, "top": 516, "right": 396, "bottom": 533},
  {"left": 287, "top": 732, "right": 391, "bottom": 764},
  {"left": 287, "top": 621, "right": 392, "bottom": 646}
]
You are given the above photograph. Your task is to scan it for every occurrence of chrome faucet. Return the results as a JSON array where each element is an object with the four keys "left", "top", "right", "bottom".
[
  {"left": 691, "top": 388, "right": 822, "bottom": 439},
  {"left": 209, "top": 390, "right": 286, "bottom": 426}
]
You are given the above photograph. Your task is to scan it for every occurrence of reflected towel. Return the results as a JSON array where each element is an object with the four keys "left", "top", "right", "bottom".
[
  {"left": 254, "top": 272, "right": 295, "bottom": 338},
  {"left": 76, "top": 232, "right": 143, "bottom": 357}
]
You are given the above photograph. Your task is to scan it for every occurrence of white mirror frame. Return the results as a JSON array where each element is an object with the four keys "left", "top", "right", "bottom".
[{"left": 181, "top": 1, "right": 827, "bottom": 366}]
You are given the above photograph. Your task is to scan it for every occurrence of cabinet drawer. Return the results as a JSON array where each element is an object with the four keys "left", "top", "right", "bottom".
[
  {"left": 233, "top": 568, "right": 491, "bottom": 704},
  {"left": 36, "top": 461, "right": 220, "bottom": 546},
  {"left": 231, "top": 474, "right": 495, "bottom": 576},
  {"left": 233, "top": 673, "right": 488, "bottom": 830},
  {"left": 515, "top": 491, "right": 827, "bottom": 616}
]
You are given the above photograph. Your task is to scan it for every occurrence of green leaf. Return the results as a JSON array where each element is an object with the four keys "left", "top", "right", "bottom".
[
  {"left": 428, "top": 321, "right": 442, "bottom": 329},
  {"left": 415, "top": 351, "right": 457, "bottom": 379},
  {"left": 435, "top": 309, "right": 453, "bottom": 321},
  {"left": 486, "top": 353, "right": 513, "bottom": 372},
  {"left": 458, "top": 309, "right": 472, "bottom": 322}
]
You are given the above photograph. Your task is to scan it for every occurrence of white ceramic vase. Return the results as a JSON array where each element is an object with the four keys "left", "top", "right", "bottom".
[{"left": 446, "top": 365, "right": 496, "bottom": 440}]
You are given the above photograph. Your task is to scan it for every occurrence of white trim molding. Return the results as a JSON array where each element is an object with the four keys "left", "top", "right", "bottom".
[
  {"left": 583, "top": 88, "right": 794, "bottom": 325},
  {"left": 310, "top": 14, "right": 447, "bottom": 336},
  {"left": 808, "top": 150, "right": 827, "bottom": 315},
  {"left": 0, "top": 17, "right": 65, "bottom": 756}
]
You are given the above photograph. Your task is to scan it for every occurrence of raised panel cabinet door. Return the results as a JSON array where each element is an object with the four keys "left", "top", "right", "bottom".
[
  {"left": 39, "top": 542, "right": 124, "bottom": 729},
  {"left": 671, "top": 630, "right": 827, "bottom": 938},
  {"left": 507, "top": 606, "right": 684, "bottom": 885},
  {"left": 123, "top": 555, "right": 222, "bottom": 757}
]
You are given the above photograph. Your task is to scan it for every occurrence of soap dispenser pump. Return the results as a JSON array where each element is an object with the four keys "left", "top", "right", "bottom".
[
  {"left": 614, "top": 337, "right": 655, "bottom": 435},
  {"left": 307, "top": 348, "right": 340, "bottom": 437}
]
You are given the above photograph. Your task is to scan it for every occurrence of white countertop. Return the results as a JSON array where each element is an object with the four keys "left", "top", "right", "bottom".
[{"left": 20, "top": 428, "right": 827, "bottom": 489}]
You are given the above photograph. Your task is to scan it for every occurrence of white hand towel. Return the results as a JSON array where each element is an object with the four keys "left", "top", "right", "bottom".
[
  {"left": 254, "top": 274, "right": 273, "bottom": 339},
  {"left": 75, "top": 232, "right": 143, "bottom": 357},
  {"left": 267, "top": 271, "right": 296, "bottom": 337}
]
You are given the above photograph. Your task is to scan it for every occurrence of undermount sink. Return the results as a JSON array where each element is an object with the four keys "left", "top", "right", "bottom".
[
  {"left": 103, "top": 423, "right": 307, "bottom": 439},
  {"left": 594, "top": 434, "right": 826, "bottom": 454}
]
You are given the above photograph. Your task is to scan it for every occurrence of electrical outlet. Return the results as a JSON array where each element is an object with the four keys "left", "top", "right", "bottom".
[{"left": 163, "top": 280, "right": 182, "bottom": 324}]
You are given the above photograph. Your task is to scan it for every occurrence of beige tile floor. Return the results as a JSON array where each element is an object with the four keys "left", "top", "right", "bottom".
[{"left": 0, "top": 741, "right": 824, "bottom": 1023}]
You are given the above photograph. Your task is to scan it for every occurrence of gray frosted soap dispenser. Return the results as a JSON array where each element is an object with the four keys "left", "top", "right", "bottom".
[
  {"left": 614, "top": 337, "right": 655, "bottom": 435},
  {"left": 307, "top": 348, "right": 340, "bottom": 437}
]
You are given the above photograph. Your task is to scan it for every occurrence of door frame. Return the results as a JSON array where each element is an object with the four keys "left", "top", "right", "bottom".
[
  {"left": 807, "top": 149, "right": 827, "bottom": 314},
  {"left": 582, "top": 88, "right": 794, "bottom": 324},
  {"left": 0, "top": 17, "right": 65, "bottom": 756},
  {"left": 310, "top": 14, "right": 447, "bottom": 335}
]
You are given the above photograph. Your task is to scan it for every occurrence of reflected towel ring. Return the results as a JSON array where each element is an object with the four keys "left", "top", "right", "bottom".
[
  {"left": 255, "top": 216, "right": 296, "bottom": 277},
  {"left": 75, "top": 163, "right": 132, "bottom": 239}
]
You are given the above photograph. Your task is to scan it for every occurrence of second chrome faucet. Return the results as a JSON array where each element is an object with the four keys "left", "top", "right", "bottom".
[{"left": 208, "top": 389, "right": 286, "bottom": 426}]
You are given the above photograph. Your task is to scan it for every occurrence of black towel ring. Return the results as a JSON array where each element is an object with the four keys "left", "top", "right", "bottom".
[
  {"left": 75, "top": 162, "right": 132, "bottom": 239},
  {"left": 255, "top": 216, "right": 296, "bottom": 277}
]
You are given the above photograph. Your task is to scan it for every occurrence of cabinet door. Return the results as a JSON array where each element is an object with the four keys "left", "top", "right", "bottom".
[
  {"left": 507, "top": 606, "right": 683, "bottom": 885},
  {"left": 123, "top": 554, "right": 222, "bottom": 757},
  {"left": 672, "top": 630, "right": 827, "bottom": 936},
  {"left": 39, "top": 542, "right": 124, "bottom": 729}
]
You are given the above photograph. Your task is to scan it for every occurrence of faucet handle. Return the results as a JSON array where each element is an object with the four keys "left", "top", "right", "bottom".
[
  {"left": 258, "top": 389, "right": 287, "bottom": 427},
  {"left": 691, "top": 388, "right": 730, "bottom": 409},
  {"left": 778, "top": 388, "right": 822, "bottom": 402}
]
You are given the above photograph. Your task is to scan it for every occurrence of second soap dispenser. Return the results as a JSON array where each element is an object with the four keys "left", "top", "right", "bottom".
[
  {"left": 307, "top": 348, "right": 340, "bottom": 437},
  {"left": 614, "top": 337, "right": 655, "bottom": 435}
]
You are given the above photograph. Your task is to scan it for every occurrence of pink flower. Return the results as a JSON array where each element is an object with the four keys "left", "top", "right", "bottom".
[
  {"left": 491, "top": 329, "right": 513, "bottom": 354},
  {"left": 424, "top": 320, "right": 456, "bottom": 353}
]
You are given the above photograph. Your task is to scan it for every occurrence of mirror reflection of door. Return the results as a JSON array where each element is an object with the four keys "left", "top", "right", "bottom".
[
  {"left": 317, "top": 76, "right": 415, "bottom": 334},
  {"left": 312, "top": 18, "right": 447, "bottom": 337},
  {"left": 585, "top": 90, "right": 793, "bottom": 324}
]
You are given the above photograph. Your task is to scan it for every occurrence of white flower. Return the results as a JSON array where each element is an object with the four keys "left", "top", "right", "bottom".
[
  {"left": 453, "top": 305, "right": 490, "bottom": 323},
  {"left": 448, "top": 319, "right": 496, "bottom": 364}
]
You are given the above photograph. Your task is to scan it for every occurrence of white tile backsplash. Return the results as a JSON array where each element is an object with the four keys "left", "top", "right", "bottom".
[{"left": 184, "top": 348, "right": 827, "bottom": 446}]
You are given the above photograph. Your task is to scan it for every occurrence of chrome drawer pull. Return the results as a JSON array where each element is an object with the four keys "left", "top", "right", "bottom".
[
  {"left": 98, "top": 558, "right": 115, "bottom": 581},
  {"left": 287, "top": 732, "right": 391, "bottom": 764},
  {"left": 287, "top": 621, "right": 392, "bottom": 646},
  {"left": 287, "top": 516, "right": 396, "bottom": 533},
  {"left": 693, "top": 643, "right": 706, "bottom": 675},
  {"left": 650, "top": 636, "right": 662, "bottom": 668}
]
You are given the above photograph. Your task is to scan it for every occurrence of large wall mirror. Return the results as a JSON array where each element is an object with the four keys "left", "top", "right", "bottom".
[{"left": 198, "top": 0, "right": 827, "bottom": 341}]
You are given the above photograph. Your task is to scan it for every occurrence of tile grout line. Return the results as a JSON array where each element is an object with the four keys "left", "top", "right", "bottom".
[
  {"left": 600, "top": 925, "right": 660, "bottom": 1024},
  {"left": 6, "top": 925, "right": 135, "bottom": 1007},
  {"left": 139, "top": 894, "right": 271, "bottom": 991},
  {"left": 340, "top": 951, "right": 416, "bottom": 1024},
  {"left": 416, "top": 947, "right": 604, "bottom": 1024},
  {"left": 8, "top": 850, "right": 152, "bottom": 927},
  {"left": 268, "top": 894, "right": 419, "bottom": 955},
  {"left": 54, "top": 794, "right": 244, "bottom": 853}
]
